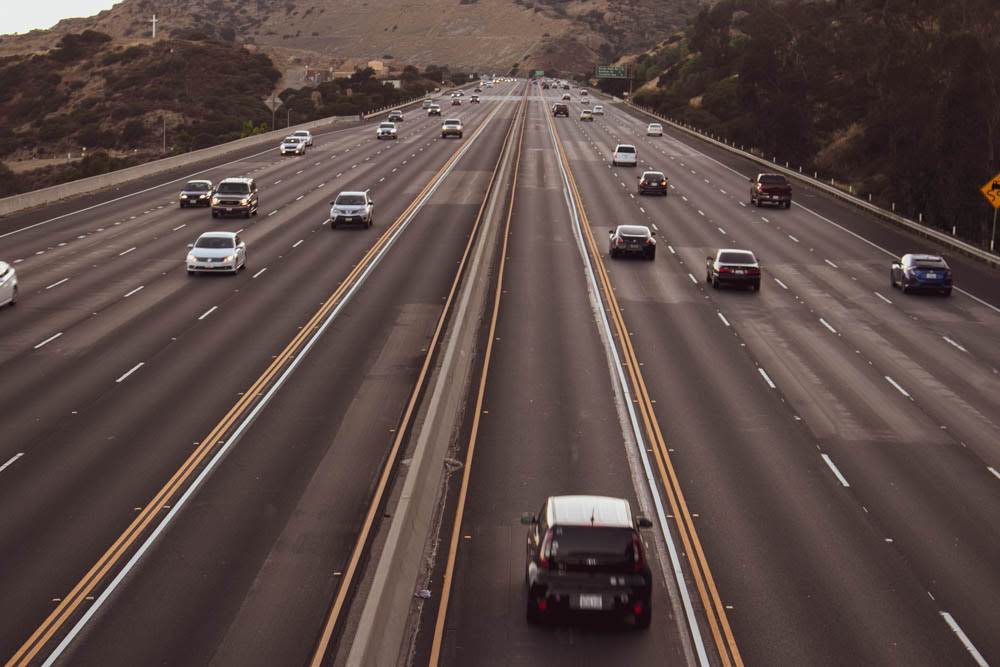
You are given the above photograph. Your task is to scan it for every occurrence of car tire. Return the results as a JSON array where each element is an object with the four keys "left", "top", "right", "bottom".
[
  {"left": 712, "top": 276, "right": 720, "bottom": 289},
  {"left": 245, "top": 210, "right": 251, "bottom": 219},
  {"left": 331, "top": 219, "right": 338, "bottom": 230},
  {"left": 750, "top": 196, "right": 756, "bottom": 207},
  {"left": 942, "top": 288, "right": 952, "bottom": 297},
  {"left": 890, "top": 271, "right": 897, "bottom": 288},
  {"left": 526, "top": 597, "right": 542, "bottom": 625},
  {"left": 901, "top": 282, "right": 910, "bottom": 294},
  {"left": 785, "top": 201, "right": 792, "bottom": 209},
  {"left": 211, "top": 211, "right": 218, "bottom": 218},
  {"left": 752, "top": 280, "right": 761, "bottom": 292},
  {"left": 646, "top": 250, "right": 656, "bottom": 261}
]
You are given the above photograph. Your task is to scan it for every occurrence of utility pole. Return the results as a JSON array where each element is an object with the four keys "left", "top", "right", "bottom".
[
  {"left": 992, "top": 207, "right": 998, "bottom": 253},
  {"left": 150, "top": 15, "right": 158, "bottom": 38},
  {"left": 271, "top": 94, "right": 277, "bottom": 132},
  {"left": 287, "top": 108, "right": 292, "bottom": 128},
  {"left": 161, "top": 116, "right": 166, "bottom": 153}
]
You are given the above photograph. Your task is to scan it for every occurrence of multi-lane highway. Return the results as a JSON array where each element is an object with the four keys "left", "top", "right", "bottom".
[{"left": 1, "top": 78, "right": 998, "bottom": 667}]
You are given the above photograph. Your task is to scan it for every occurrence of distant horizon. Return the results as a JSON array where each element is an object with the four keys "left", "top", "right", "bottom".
[{"left": 1, "top": 0, "right": 121, "bottom": 36}]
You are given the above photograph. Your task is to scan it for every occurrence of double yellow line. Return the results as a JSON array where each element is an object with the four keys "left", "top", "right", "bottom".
[
  {"left": 544, "top": 104, "right": 743, "bottom": 666},
  {"left": 7, "top": 97, "right": 508, "bottom": 667}
]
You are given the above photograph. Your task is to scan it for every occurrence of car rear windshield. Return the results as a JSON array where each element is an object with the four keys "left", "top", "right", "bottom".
[
  {"left": 643, "top": 173, "right": 664, "bottom": 182},
  {"left": 336, "top": 195, "right": 365, "bottom": 206},
  {"left": 619, "top": 225, "right": 650, "bottom": 237},
  {"left": 760, "top": 175, "right": 787, "bottom": 185},
  {"left": 444, "top": 120, "right": 461, "bottom": 125},
  {"left": 719, "top": 251, "right": 756, "bottom": 264},
  {"left": 185, "top": 182, "right": 210, "bottom": 191},
  {"left": 549, "top": 526, "right": 636, "bottom": 568},
  {"left": 293, "top": 131, "right": 308, "bottom": 136},
  {"left": 913, "top": 258, "right": 947, "bottom": 268},
  {"left": 217, "top": 183, "right": 249, "bottom": 194},
  {"left": 616, "top": 146, "right": 636, "bottom": 153},
  {"left": 195, "top": 237, "right": 234, "bottom": 249}
]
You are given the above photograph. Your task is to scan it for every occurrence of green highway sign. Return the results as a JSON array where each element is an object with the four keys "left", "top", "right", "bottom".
[
  {"left": 534, "top": 70, "right": 545, "bottom": 77},
  {"left": 596, "top": 64, "right": 627, "bottom": 79}
]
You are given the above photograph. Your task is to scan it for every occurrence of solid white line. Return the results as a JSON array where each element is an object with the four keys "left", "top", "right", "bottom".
[
  {"left": 198, "top": 306, "right": 218, "bottom": 321},
  {"left": 819, "top": 318, "right": 837, "bottom": 334},
  {"left": 34, "top": 332, "right": 62, "bottom": 349},
  {"left": 988, "top": 466, "right": 1000, "bottom": 481},
  {"left": 885, "top": 376, "right": 911, "bottom": 398},
  {"left": 0, "top": 452, "right": 25, "bottom": 473},
  {"left": 123, "top": 286, "right": 144, "bottom": 298},
  {"left": 939, "top": 612, "right": 988, "bottom": 667},
  {"left": 942, "top": 336, "right": 968, "bottom": 353},
  {"left": 788, "top": 234, "right": 799, "bottom": 243},
  {"left": 821, "top": 454, "right": 850, "bottom": 487},
  {"left": 292, "top": 239, "right": 304, "bottom": 248},
  {"left": 688, "top": 273, "right": 698, "bottom": 284},
  {"left": 115, "top": 362, "right": 144, "bottom": 384},
  {"left": 825, "top": 259, "right": 839, "bottom": 268},
  {"left": 119, "top": 247, "right": 136, "bottom": 256},
  {"left": 774, "top": 277, "right": 788, "bottom": 290},
  {"left": 252, "top": 267, "right": 267, "bottom": 278},
  {"left": 758, "top": 367, "right": 776, "bottom": 389},
  {"left": 45, "top": 278, "right": 69, "bottom": 290},
  {"left": 172, "top": 224, "right": 186, "bottom": 231},
  {"left": 717, "top": 312, "right": 730, "bottom": 327},
  {"left": 875, "top": 291, "right": 893, "bottom": 304}
]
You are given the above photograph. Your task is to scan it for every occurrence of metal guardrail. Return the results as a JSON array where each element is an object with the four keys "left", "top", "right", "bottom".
[{"left": 620, "top": 100, "right": 1000, "bottom": 268}]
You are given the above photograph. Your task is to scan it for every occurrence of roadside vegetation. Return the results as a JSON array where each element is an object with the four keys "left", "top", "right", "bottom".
[{"left": 622, "top": 0, "right": 1000, "bottom": 247}]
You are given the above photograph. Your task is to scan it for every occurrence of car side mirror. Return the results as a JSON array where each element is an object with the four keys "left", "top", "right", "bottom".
[
  {"left": 651, "top": 231, "right": 657, "bottom": 237},
  {"left": 749, "top": 177, "right": 754, "bottom": 183},
  {"left": 636, "top": 517, "right": 653, "bottom": 529},
  {"left": 706, "top": 256, "right": 713, "bottom": 262},
  {"left": 520, "top": 512, "right": 538, "bottom": 525},
  {"left": 187, "top": 243, "right": 194, "bottom": 249},
  {"left": 609, "top": 230, "right": 615, "bottom": 235}
]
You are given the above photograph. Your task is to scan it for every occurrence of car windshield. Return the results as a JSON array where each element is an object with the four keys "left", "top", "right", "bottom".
[
  {"left": 195, "top": 236, "right": 234, "bottom": 249},
  {"left": 336, "top": 195, "right": 365, "bottom": 206},
  {"left": 719, "top": 251, "right": 756, "bottom": 264},
  {"left": 217, "top": 183, "right": 249, "bottom": 194},
  {"left": 379, "top": 123, "right": 394, "bottom": 129},
  {"left": 643, "top": 173, "right": 664, "bottom": 182},
  {"left": 619, "top": 226, "right": 650, "bottom": 237},
  {"left": 185, "top": 182, "right": 210, "bottom": 191},
  {"left": 445, "top": 120, "right": 460, "bottom": 125},
  {"left": 617, "top": 146, "right": 636, "bottom": 153},
  {"left": 284, "top": 137, "right": 300, "bottom": 143},
  {"left": 760, "top": 175, "right": 787, "bottom": 185},
  {"left": 549, "top": 526, "right": 636, "bottom": 567},
  {"left": 649, "top": 124, "right": 661, "bottom": 128}
]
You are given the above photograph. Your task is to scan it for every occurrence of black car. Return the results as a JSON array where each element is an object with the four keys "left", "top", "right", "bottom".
[
  {"left": 178, "top": 180, "right": 213, "bottom": 207},
  {"left": 706, "top": 249, "right": 761, "bottom": 291},
  {"left": 552, "top": 103, "right": 569, "bottom": 117},
  {"left": 387, "top": 111, "right": 404, "bottom": 122},
  {"left": 890, "top": 253, "right": 952, "bottom": 295},
  {"left": 609, "top": 225, "right": 656, "bottom": 260},
  {"left": 522, "top": 495, "right": 653, "bottom": 628},
  {"left": 637, "top": 171, "right": 668, "bottom": 196}
]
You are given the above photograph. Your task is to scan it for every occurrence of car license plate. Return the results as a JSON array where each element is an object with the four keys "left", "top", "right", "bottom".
[
  {"left": 578, "top": 594, "right": 603, "bottom": 610},
  {"left": 926, "top": 273, "right": 937, "bottom": 279},
  {"left": 226, "top": 208, "right": 233, "bottom": 212},
  {"left": 734, "top": 269, "right": 745, "bottom": 274}
]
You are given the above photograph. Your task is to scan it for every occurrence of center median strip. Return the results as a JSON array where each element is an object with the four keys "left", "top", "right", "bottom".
[{"left": 6, "top": 94, "right": 511, "bottom": 667}]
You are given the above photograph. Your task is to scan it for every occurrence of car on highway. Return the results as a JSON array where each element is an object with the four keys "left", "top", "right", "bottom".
[
  {"left": 186, "top": 232, "right": 246, "bottom": 274},
  {"left": 280, "top": 136, "right": 306, "bottom": 156},
  {"left": 329, "top": 190, "right": 374, "bottom": 229},
  {"left": 291, "top": 129, "right": 314, "bottom": 146},
  {"left": 522, "top": 495, "right": 653, "bottom": 628},
  {"left": 705, "top": 249, "right": 761, "bottom": 291},
  {"left": 561, "top": 93, "right": 571, "bottom": 101},
  {"left": 470, "top": 94, "right": 480, "bottom": 104},
  {"left": 211, "top": 177, "right": 258, "bottom": 218},
  {"left": 646, "top": 122, "right": 663, "bottom": 137},
  {"left": 452, "top": 98, "right": 462, "bottom": 106},
  {"left": 542, "top": 82, "right": 550, "bottom": 89},
  {"left": 441, "top": 118, "right": 464, "bottom": 138},
  {"left": 376, "top": 122, "right": 398, "bottom": 140},
  {"left": 637, "top": 171, "right": 668, "bottom": 196},
  {"left": 579, "top": 109, "right": 594, "bottom": 122},
  {"left": 178, "top": 179, "right": 214, "bottom": 208},
  {"left": 580, "top": 89, "right": 588, "bottom": 97},
  {"left": 749, "top": 173, "right": 792, "bottom": 208},
  {"left": 890, "top": 253, "right": 953, "bottom": 295},
  {"left": 609, "top": 225, "right": 656, "bottom": 260},
  {"left": 387, "top": 110, "right": 404, "bottom": 123},
  {"left": 422, "top": 99, "right": 434, "bottom": 109},
  {"left": 552, "top": 103, "right": 569, "bottom": 117},
  {"left": 592, "top": 104, "right": 604, "bottom": 115},
  {"left": 427, "top": 104, "right": 442, "bottom": 116},
  {"left": 474, "top": 87, "right": 482, "bottom": 93},
  {"left": 0, "top": 260, "right": 17, "bottom": 307},
  {"left": 612, "top": 143, "right": 638, "bottom": 167}
]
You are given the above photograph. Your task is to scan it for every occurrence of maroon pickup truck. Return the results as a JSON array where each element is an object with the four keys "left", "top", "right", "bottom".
[{"left": 749, "top": 173, "right": 792, "bottom": 208}]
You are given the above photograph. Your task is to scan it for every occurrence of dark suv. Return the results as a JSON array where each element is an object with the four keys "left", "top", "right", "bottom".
[
  {"left": 637, "top": 171, "right": 668, "bottom": 196},
  {"left": 211, "top": 178, "right": 258, "bottom": 218},
  {"left": 522, "top": 495, "right": 653, "bottom": 628},
  {"left": 749, "top": 173, "right": 792, "bottom": 208},
  {"left": 552, "top": 103, "right": 569, "bottom": 117}
]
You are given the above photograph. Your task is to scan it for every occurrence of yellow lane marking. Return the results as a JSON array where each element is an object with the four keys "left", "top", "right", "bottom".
[
  {"left": 6, "top": 98, "right": 508, "bottom": 667},
  {"left": 427, "top": 91, "right": 528, "bottom": 667},
  {"left": 545, "top": 103, "right": 743, "bottom": 666}
]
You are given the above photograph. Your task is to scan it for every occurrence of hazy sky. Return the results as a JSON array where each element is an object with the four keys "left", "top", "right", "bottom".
[{"left": 2, "top": 1, "right": 121, "bottom": 35}]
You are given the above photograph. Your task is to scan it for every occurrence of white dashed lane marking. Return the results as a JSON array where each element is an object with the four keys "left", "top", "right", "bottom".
[
  {"left": 34, "top": 332, "right": 63, "bottom": 349},
  {"left": 198, "top": 306, "right": 218, "bottom": 321},
  {"left": 885, "top": 376, "right": 912, "bottom": 399},
  {"left": 123, "top": 286, "right": 144, "bottom": 298},
  {"left": 115, "top": 362, "right": 144, "bottom": 384},
  {"left": 46, "top": 278, "right": 69, "bottom": 290},
  {"left": 942, "top": 336, "right": 967, "bottom": 353},
  {"left": 0, "top": 452, "right": 25, "bottom": 474},
  {"left": 821, "top": 454, "right": 850, "bottom": 487}
]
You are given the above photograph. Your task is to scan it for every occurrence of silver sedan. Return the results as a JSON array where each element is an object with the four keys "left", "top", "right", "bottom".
[{"left": 186, "top": 232, "right": 247, "bottom": 274}]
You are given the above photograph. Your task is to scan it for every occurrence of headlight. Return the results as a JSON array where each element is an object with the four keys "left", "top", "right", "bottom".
[
  {"left": 199, "top": 194, "right": 208, "bottom": 199},
  {"left": 223, "top": 255, "right": 234, "bottom": 263},
  {"left": 240, "top": 198, "right": 250, "bottom": 206},
  {"left": 211, "top": 196, "right": 220, "bottom": 205},
  {"left": 180, "top": 194, "right": 188, "bottom": 199},
  {"left": 187, "top": 254, "right": 197, "bottom": 263}
]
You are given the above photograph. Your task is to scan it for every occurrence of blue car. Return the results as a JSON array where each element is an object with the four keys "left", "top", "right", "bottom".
[{"left": 890, "top": 254, "right": 952, "bottom": 296}]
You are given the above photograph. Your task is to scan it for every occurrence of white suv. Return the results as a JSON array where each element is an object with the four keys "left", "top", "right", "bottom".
[
  {"left": 646, "top": 123, "right": 663, "bottom": 137},
  {"left": 612, "top": 144, "right": 638, "bottom": 167},
  {"left": 330, "top": 190, "right": 374, "bottom": 229},
  {"left": 291, "top": 130, "right": 314, "bottom": 146},
  {"left": 376, "top": 122, "right": 398, "bottom": 140}
]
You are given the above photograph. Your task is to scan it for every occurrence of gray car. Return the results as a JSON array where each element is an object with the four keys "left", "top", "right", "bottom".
[
  {"left": 178, "top": 180, "right": 214, "bottom": 208},
  {"left": 330, "top": 190, "right": 374, "bottom": 229},
  {"left": 186, "top": 232, "right": 247, "bottom": 274}
]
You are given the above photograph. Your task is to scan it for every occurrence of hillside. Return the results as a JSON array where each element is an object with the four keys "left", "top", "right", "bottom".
[
  {"left": 0, "top": 0, "right": 703, "bottom": 77},
  {"left": 626, "top": 0, "right": 1000, "bottom": 249}
]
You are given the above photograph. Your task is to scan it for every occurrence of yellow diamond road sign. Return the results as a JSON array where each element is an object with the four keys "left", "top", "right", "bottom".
[{"left": 980, "top": 172, "right": 1000, "bottom": 209}]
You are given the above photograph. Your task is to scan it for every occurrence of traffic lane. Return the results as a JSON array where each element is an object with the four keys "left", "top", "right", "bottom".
[
  {"left": 56, "top": 109, "right": 517, "bottom": 667},
  {"left": 435, "top": 99, "right": 688, "bottom": 667},
  {"left": 0, "top": 106, "right": 515, "bottom": 659},
  {"left": 0, "top": 101, "right": 500, "bottom": 465},
  {"left": 554, "top": 118, "right": 966, "bottom": 665},
  {"left": 602, "top": 100, "right": 1000, "bottom": 306}
]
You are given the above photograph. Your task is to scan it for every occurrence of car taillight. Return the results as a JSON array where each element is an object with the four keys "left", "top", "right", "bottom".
[
  {"left": 614, "top": 237, "right": 624, "bottom": 246},
  {"left": 539, "top": 529, "right": 554, "bottom": 569},
  {"left": 632, "top": 534, "right": 644, "bottom": 573},
  {"left": 719, "top": 266, "right": 733, "bottom": 273},
  {"left": 748, "top": 267, "right": 761, "bottom": 275},
  {"left": 646, "top": 238, "right": 655, "bottom": 246}
]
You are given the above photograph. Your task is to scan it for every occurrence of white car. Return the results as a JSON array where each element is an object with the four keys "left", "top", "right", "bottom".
[
  {"left": 646, "top": 123, "right": 664, "bottom": 137},
  {"left": 280, "top": 136, "right": 306, "bottom": 155},
  {"left": 592, "top": 104, "right": 604, "bottom": 115},
  {"left": 330, "top": 190, "right": 374, "bottom": 228},
  {"left": 376, "top": 122, "right": 398, "bottom": 140},
  {"left": 612, "top": 143, "right": 638, "bottom": 167},
  {"left": 441, "top": 118, "right": 464, "bottom": 138},
  {"left": 291, "top": 129, "right": 314, "bottom": 146},
  {"left": 0, "top": 261, "right": 17, "bottom": 307},
  {"left": 187, "top": 232, "right": 246, "bottom": 274}
]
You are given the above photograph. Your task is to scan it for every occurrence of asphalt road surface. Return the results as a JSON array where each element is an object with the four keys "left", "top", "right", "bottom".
[{"left": 1, "top": 79, "right": 998, "bottom": 667}]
